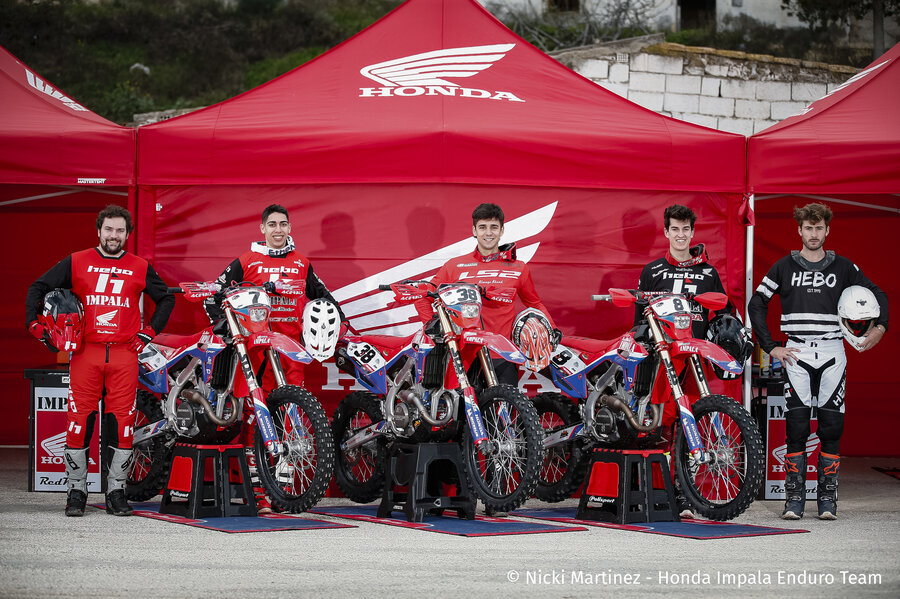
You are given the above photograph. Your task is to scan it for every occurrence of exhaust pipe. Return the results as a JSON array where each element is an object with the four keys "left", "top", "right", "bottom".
[
  {"left": 598, "top": 394, "right": 662, "bottom": 432},
  {"left": 181, "top": 389, "right": 241, "bottom": 427}
]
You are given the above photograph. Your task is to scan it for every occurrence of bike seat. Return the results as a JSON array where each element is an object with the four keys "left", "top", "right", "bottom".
[
  {"left": 561, "top": 335, "right": 615, "bottom": 355},
  {"left": 363, "top": 334, "right": 417, "bottom": 352},
  {"left": 152, "top": 331, "right": 205, "bottom": 351}
]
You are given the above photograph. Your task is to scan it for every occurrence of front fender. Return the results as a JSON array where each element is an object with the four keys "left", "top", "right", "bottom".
[
  {"left": 248, "top": 332, "right": 313, "bottom": 364},
  {"left": 460, "top": 330, "right": 525, "bottom": 364},
  {"left": 670, "top": 339, "right": 743, "bottom": 375}
]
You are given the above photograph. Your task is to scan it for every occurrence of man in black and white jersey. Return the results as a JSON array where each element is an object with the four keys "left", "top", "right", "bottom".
[{"left": 749, "top": 203, "right": 888, "bottom": 521}]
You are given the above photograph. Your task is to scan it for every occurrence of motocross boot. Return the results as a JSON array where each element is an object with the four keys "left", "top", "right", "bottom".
[
  {"left": 245, "top": 447, "right": 273, "bottom": 514},
  {"left": 105, "top": 447, "right": 134, "bottom": 516},
  {"left": 781, "top": 452, "right": 806, "bottom": 520},
  {"left": 64, "top": 447, "right": 89, "bottom": 517},
  {"left": 817, "top": 452, "right": 840, "bottom": 520}
]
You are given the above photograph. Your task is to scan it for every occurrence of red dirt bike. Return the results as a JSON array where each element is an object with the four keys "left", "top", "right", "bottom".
[
  {"left": 331, "top": 280, "right": 543, "bottom": 514},
  {"left": 127, "top": 280, "right": 334, "bottom": 513},
  {"left": 534, "top": 288, "right": 764, "bottom": 521}
]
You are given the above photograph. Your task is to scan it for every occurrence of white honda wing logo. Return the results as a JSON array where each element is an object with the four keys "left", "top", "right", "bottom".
[
  {"left": 96, "top": 309, "right": 118, "bottom": 327},
  {"left": 361, "top": 44, "right": 515, "bottom": 86},
  {"left": 41, "top": 431, "right": 67, "bottom": 457},
  {"left": 333, "top": 202, "right": 557, "bottom": 336},
  {"left": 771, "top": 435, "right": 820, "bottom": 464},
  {"left": 359, "top": 44, "right": 524, "bottom": 102}
]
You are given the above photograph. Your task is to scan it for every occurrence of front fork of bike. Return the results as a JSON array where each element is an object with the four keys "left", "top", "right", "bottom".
[
  {"left": 645, "top": 315, "right": 707, "bottom": 462},
  {"left": 436, "top": 307, "right": 493, "bottom": 453}
]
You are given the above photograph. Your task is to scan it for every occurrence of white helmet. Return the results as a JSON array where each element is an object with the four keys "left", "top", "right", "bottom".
[
  {"left": 511, "top": 308, "right": 553, "bottom": 372},
  {"left": 837, "top": 286, "right": 880, "bottom": 351},
  {"left": 302, "top": 299, "right": 341, "bottom": 362}
]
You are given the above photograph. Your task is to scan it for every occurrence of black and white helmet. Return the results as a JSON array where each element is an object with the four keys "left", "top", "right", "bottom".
[
  {"left": 837, "top": 285, "right": 880, "bottom": 351},
  {"left": 706, "top": 314, "right": 752, "bottom": 380},
  {"left": 302, "top": 299, "right": 341, "bottom": 362}
]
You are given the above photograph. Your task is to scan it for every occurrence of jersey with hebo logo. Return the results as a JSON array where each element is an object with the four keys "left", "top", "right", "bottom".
[
  {"left": 71, "top": 249, "right": 150, "bottom": 343},
  {"left": 749, "top": 252, "right": 888, "bottom": 353},
  {"left": 415, "top": 248, "right": 554, "bottom": 337},
  {"left": 237, "top": 250, "right": 308, "bottom": 336},
  {"left": 637, "top": 254, "right": 726, "bottom": 338}
]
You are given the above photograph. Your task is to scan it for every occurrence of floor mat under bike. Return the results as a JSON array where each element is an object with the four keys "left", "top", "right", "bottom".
[
  {"left": 872, "top": 466, "right": 900, "bottom": 481},
  {"left": 90, "top": 502, "right": 357, "bottom": 533},
  {"left": 510, "top": 508, "right": 809, "bottom": 539},
  {"left": 309, "top": 504, "right": 587, "bottom": 536}
]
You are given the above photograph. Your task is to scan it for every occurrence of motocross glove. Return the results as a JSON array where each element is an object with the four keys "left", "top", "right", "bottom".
[
  {"left": 550, "top": 328, "right": 563, "bottom": 350},
  {"left": 28, "top": 321, "right": 54, "bottom": 350},
  {"left": 130, "top": 326, "right": 155, "bottom": 353},
  {"left": 28, "top": 321, "right": 45, "bottom": 341}
]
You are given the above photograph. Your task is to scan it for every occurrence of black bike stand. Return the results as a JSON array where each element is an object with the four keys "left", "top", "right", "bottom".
[
  {"left": 377, "top": 442, "right": 476, "bottom": 523},
  {"left": 576, "top": 448, "right": 680, "bottom": 524}
]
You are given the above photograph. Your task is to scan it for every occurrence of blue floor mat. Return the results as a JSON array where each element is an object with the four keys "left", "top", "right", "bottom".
[
  {"left": 511, "top": 507, "right": 809, "bottom": 539},
  {"left": 91, "top": 502, "right": 357, "bottom": 533},
  {"left": 310, "top": 504, "right": 587, "bottom": 537}
]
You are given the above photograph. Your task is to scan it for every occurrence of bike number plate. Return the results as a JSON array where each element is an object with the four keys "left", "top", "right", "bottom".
[
  {"left": 347, "top": 341, "right": 386, "bottom": 374},
  {"left": 138, "top": 344, "right": 168, "bottom": 372},
  {"left": 550, "top": 345, "right": 585, "bottom": 376}
]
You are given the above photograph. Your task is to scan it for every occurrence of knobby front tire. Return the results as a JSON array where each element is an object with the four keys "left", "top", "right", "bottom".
[
  {"left": 254, "top": 385, "right": 335, "bottom": 513},
  {"left": 673, "top": 394, "right": 765, "bottom": 521},
  {"left": 462, "top": 384, "right": 542, "bottom": 513}
]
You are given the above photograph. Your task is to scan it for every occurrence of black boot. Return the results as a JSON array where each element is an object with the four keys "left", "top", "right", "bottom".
[
  {"left": 105, "top": 489, "right": 134, "bottom": 516},
  {"left": 65, "top": 489, "right": 87, "bottom": 517},
  {"left": 817, "top": 453, "right": 840, "bottom": 520},
  {"left": 782, "top": 452, "right": 806, "bottom": 520}
]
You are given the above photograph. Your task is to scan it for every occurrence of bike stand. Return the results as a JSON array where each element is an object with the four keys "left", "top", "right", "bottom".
[
  {"left": 377, "top": 442, "right": 476, "bottom": 523},
  {"left": 576, "top": 448, "right": 680, "bottom": 524},
  {"left": 159, "top": 443, "right": 257, "bottom": 519}
]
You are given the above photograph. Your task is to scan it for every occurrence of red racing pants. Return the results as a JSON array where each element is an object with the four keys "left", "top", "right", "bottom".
[{"left": 68, "top": 342, "right": 137, "bottom": 449}]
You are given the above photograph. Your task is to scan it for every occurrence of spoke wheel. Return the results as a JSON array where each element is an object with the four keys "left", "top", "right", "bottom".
[
  {"left": 254, "top": 386, "right": 334, "bottom": 513},
  {"left": 673, "top": 394, "right": 765, "bottom": 521},
  {"left": 332, "top": 391, "right": 386, "bottom": 503},
  {"left": 533, "top": 393, "right": 586, "bottom": 502},
  {"left": 126, "top": 390, "right": 172, "bottom": 501},
  {"left": 462, "top": 384, "right": 542, "bottom": 513}
]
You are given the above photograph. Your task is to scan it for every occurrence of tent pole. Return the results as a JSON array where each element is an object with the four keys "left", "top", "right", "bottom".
[{"left": 743, "top": 194, "right": 755, "bottom": 411}]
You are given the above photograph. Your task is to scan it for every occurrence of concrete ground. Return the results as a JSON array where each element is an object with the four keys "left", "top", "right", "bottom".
[{"left": 1, "top": 448, "right": 897, "bottom": 599}]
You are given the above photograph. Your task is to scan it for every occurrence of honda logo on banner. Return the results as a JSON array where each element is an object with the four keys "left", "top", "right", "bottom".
[
  {"left": 359, "top": 44, "right": 525, "bottom": 102},
  {"left": 764, "top": 392, "right": 819, "bottom": 500}
]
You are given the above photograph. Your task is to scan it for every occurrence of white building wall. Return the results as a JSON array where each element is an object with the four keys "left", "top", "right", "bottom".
[
  {"left": 553, "top": 37, "right": 857, "bottom": 135},
  {"left": 716, "top": 0, "right": 804, "bottom": 29}
]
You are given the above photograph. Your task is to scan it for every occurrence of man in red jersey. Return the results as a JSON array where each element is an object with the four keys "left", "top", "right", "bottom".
[
  {"left": 211, "top": 204, "right": 344, "bottom": 512},
  {"left": 415, "top": 203, "right": 557, "bottom": 387},
  {"left": 26, "top": 205, "right": 175, "bottom": 517}
]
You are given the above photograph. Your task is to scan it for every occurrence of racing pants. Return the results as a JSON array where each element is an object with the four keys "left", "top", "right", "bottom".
[
  {"left": 67, "top": 342, "right": 137, "bottom": 450},
  {"left": 783, "top": 339, "right": 846, "bottom": 455}
]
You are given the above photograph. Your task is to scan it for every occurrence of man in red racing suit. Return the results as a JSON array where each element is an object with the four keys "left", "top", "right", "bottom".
[
  {"left": 26, "top": 205, "right": 175, "bottom": 517},
  {"left": 210, "top": 203, "right": 344, "bottom": 512},
  {"left": 415, "top": 203, "right": 556, "bottom": 387}
]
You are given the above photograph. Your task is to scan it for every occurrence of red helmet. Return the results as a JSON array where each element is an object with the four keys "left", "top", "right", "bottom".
[
  {"left": 38, "top": 289, "right": 84, "bottom": 352},
  {"left": 511, "top": 308, "right": 553, "bottom": 372}
]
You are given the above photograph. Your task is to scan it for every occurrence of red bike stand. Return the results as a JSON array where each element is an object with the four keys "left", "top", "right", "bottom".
[
  {"left": 159, "top": 443, "right": 257, "bottom": 519},
  {"left": 378, "top": 442, "right": 476, "bottom": 523},
  {"left": 576, "top": 448, "right": 680, "bottom": 524}
]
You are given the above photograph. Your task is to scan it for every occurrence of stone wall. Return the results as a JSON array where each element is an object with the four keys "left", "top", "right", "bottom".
[{"left": 552, "top": 34, "right": 859, "bottom": 135}]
